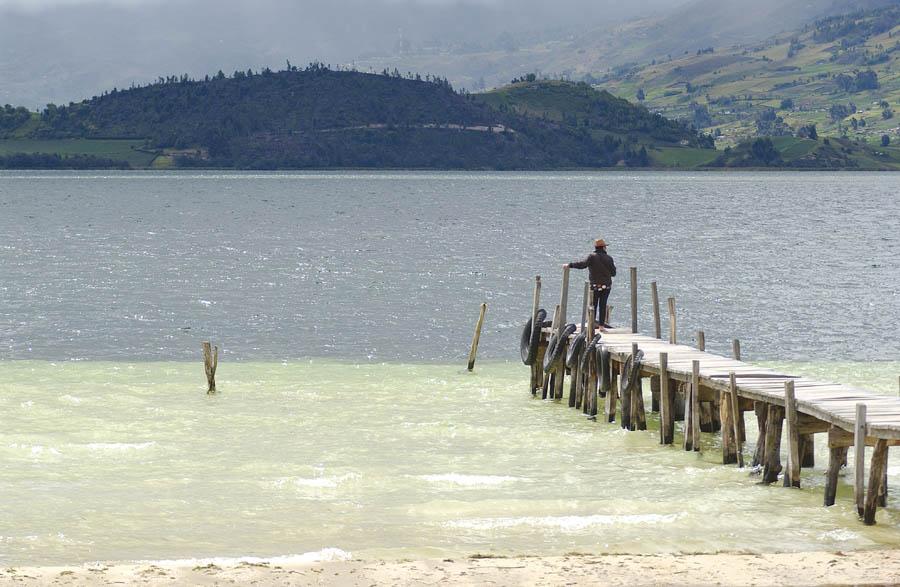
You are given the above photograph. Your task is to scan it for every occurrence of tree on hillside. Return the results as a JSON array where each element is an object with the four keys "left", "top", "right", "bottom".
[
  {"left": 636, "top": 88, "right": 645, "bottom": 102},
  {"left": 882, "top": 134, "right": 891, "bottom": 146}
]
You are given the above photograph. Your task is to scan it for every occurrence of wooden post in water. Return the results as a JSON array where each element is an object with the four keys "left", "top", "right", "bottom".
[
  {"left": 667, "top": 297, "right": 677, "bottom": 344},
  {"left": 202, "top": 341, "right": 218, "bottom": 394},
  {"left": 855, "top": 403, "right": 867, "bottom": 516},
  {"left": 720, "top": 376, "right": 737, "bottom": 464},
  {"left": 732, "top": 339, "right": 742, "bottom": 361},
  {"left": 751, "top": 403, "right": 768, "bottom": 469},
  {"left": 783, "top": 381, "right": 801, "bottom": 488},
  {"left": 651, "top": 281, "right": 661, "bottom": 339},
  {"left": 659, "top": 353, "right": 673, "bottom": 445},
  {"left": 762, "top": 404, "right": 784, "bottom": 484},
  {"left": 630, "top": 267, "right": 638, "bottom": 334},
  {"left": 825, "top": 427, "right": 849, "bottom": 507},
  {"left": 683, "top": 380, "right": 694, "bottom": 451},
  {"left": 580, "top": 281, "right": 589, "bottom": 336},
  {"left": 730, "top": 372, "right": 744, "bottom": 467},
  {"left": 691, "top": 360, "right": 701, "bottom": 450},
  {"left": 696, "top": 330, "right": 705, "bottom": 352},
  {"left": 467, "top": 303, "right": 487, "bottom": 371},
  {"left": 864, "top": 439, "right": 889, "bottom": 525},
  {"left": 631, "top": 342, "right": 646, "bottom": 431}
]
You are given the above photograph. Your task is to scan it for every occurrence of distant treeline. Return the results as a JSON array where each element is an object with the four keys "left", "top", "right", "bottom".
[
  {"left": 0, "top": 153, "right": 130, "bottom": 169},
  {"left": 16, "top": 63, "right": 710, "bottom": 169}
]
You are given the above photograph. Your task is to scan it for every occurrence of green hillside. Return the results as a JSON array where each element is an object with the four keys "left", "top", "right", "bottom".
[
  {"left": 0, "top": 66, "right": 712, "bottom": 169},
  {"left": 602, "top": 3, "right": 900, "bottom": 148}
]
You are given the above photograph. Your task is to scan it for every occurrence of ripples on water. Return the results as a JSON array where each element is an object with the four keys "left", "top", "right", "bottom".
[
  {"left": 1, "top": 171, "right": 898, "bottom": 362},
  {"left": 1, "top": 360, "right": 899, "bottom": 566},
  {"left": 1, "top": 171, "right": 899, "bottom": 565}
]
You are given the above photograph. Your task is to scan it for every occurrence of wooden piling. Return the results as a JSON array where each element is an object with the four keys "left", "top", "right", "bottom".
[
  {"left": 729, "top": 372, "right": 744, "bottom": 467},
  {"left": 605, "top": 305, "right": 613, "bottom": 326},
  {"left": 720, "top": 380, "right": 737, "bottom": 465},
  {"left": 580, "top": 281, "right": 589, "bottom": 335},
  {"left": 696, "top": 330, "right": 705, "bottom": 352},
  {"left": 467, "top": 303, "right": 487, "bottom": 371},
  {"left": 650, "top": 375, "right": 660, "bottom": 413},
  {"left": 825, "top": 427, "right": 848, "bottom": 507},
  {"left": 762, "top": 404, "right": 784, "bottom": 484},
  {"left": 202, "top": 341, "right": 218, "bottom": 394},
  {"left": 631, "top": 343, "right": 646, "bottom": 431},
  {"left": 855, "top": 403, "right": 867, "bottom": 515},
  {"left": 799, "top": 434, "right": 815, "bottom": 468},
  {"left": 651, "top": 281, "right": 661, "bottom": 339},
  {"left": 606, "top": 361, "right": 618, "bottom": 423},
  {"left": 783, "top": 381, "right": 801, "bottom": 488},
  {"left": 751, "top": 402, "right": 768, "bottom": 469},
  {"left": 683, "top": 379, "right": 694, "bottom": 452},
  {"left": 691, "top": 360, "right": 701, "bottom": 451},
  {"left": 659, "top": 353, "right": 674, "bottom": 445},
  {"left": 732, "top": 339, "right": 742, "bottom": 361},
  {"left": 630, "top": 266, "right": 638, "bottom": 334},
  {"left": 667, "top": 297, "right": 677, "bottom": 344},
  {"left": 864, "top": 439, "right": 889, "bottom": 525}
]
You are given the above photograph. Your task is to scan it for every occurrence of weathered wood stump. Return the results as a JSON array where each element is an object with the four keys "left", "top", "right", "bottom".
[
  {"left": 762, "top": 404, "right": 785, "bottom": 484},
  {"left": 202, "top": 341, "right": 218, "bottom": 394}
]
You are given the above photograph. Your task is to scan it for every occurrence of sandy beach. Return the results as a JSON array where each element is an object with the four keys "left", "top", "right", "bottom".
[{"left": 4, "top": 550, "right": 900, "bottom": 586}]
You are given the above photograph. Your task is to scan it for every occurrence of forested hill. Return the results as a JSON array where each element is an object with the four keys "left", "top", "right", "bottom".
[{"left": 8, "top": 65, "right": 710, "bottom": 169}]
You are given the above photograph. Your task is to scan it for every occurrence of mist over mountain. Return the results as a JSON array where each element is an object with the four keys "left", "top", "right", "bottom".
[{"left": 0, "top": 0, "right": 684, "bottom": 107}]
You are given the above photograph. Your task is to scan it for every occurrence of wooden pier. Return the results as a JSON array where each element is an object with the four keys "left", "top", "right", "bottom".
[{"left": 521, "top": 268, "right": 898, "bottom": 525}]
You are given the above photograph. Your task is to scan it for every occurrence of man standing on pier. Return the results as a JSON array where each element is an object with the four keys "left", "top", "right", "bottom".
[{"left": 565, "top": 238, "right": 616, "bottom": 329}]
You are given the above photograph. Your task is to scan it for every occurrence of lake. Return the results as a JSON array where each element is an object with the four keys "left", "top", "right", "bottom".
[{"left": 1, "top": 171, "right": 899, "bottom": 565}]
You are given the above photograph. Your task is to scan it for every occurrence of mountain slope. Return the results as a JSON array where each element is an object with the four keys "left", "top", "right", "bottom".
[
  {"left": 2, "top": 66, "right": 711, "bottom": 169},
  {"left": 601, "top": 2, "right": 900, "bottom": 146}
]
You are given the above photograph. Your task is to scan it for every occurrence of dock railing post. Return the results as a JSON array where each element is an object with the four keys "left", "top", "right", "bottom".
[
  {"left": 651, "top": 281, "right": 661, "bottom": 339},
  {"left": 667, "top": 297, "right": 677, "bottom": 345},
  {"left": 531, "top": 275, "right": 542, "bottom": 326},
  {"left": 730, "top": 372, "right": 744, "bottom": 467},
  {"left": 732, "top": 339, "right": 742, "bottom": 361},
  {"left": 696, "top": 330, "right": 705, "bottom": 352},
  {"left": 558, "top": 265, "right": 570, "bottom": 336},
  {"left": 783, "top": 381, "right": 800, "bottom": 488},
  {"left": 467, "top": 303, "right": 487, "bottom": 371},
  {"left": 580, "top": 281, "right": 589, "bottom": 335},
  {"left": 630, "top": 267, "right": 638, "bottom": 333},
  {"left": 855, "top": 403, "right": 867, "bottom": 516}
]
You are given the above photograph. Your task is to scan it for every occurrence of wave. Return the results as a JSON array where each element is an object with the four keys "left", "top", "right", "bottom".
[
  {"left": 271, "top": 473, "right": 359, "bottom": 489},
  {"left": 417, "top": 474, "right": 524, "bottom": 487},
  {"left": 83, "top": 442, "right": 156, "bottom": 452},
  {"left": 129, "top": 548, "right": 352, "bottom": 567},
  {"left": 446, "top": 513, "right": 682, "bottom": 531}
]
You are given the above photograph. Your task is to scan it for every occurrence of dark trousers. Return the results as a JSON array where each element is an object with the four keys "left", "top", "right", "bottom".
[{"left": 592, "top": 285, "right": 611, "bottom": 325}]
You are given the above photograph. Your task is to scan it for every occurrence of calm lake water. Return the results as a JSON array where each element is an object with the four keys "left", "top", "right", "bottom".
[{"left": 1, "top": 171, "right": 899, "bottom": 566}]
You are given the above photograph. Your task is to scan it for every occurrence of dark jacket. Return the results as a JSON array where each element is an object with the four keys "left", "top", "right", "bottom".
[{"left": 570, "top": 248, "right": 616, "bottom": 287}]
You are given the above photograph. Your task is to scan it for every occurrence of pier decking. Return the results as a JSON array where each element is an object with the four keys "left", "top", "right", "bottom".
[{"left": 523, "top": 268, "right": 898, "bottom": 526}]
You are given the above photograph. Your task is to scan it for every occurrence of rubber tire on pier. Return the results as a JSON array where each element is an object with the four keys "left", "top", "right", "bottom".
[
  {"left": 620, "top": 349, "right": 645, "bottom": 394},
  {"left": 565, "top": 332, "right": 587, "bottom": 368},
  {"left": 543, "top": 323, "right": 577, "bottom": 373},
  {"left": 520, "top": 309, "right": 547, "bottom": 365}
]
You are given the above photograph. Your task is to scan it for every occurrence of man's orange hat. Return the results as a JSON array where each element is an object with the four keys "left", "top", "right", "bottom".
[{"left": 594, "top": 238, "right": 607, "bottom": 248}]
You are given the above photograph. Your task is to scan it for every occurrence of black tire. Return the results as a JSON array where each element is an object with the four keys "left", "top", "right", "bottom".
[
  {"left": 620, "top": 349, "right": 645, "bottom": 393},
  {"left": 543, "top": 323, "right": 577, "bottom": 373},
  {"left": 565, "top": 332, "right": 587, "bottom": 368},
  {"left": 579, "top": 334, "right": 603, "bottom": 375},
  {"left": 520, "top": 309, "right": 547, "bottom": 365}
]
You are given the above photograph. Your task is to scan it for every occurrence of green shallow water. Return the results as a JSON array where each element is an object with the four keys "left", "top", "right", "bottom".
[{"left": 2, "top": 359, "right": 900, "bottom": 566}]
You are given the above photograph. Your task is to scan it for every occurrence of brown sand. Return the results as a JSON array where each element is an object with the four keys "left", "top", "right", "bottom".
[{"left": 3, "top": 550, "right": 900, "bottom": 586}]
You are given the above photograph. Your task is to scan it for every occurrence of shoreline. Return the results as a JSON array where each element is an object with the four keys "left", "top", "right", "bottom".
[{"left": 5, "top": 550, "right": 900, "bottom": 586}]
